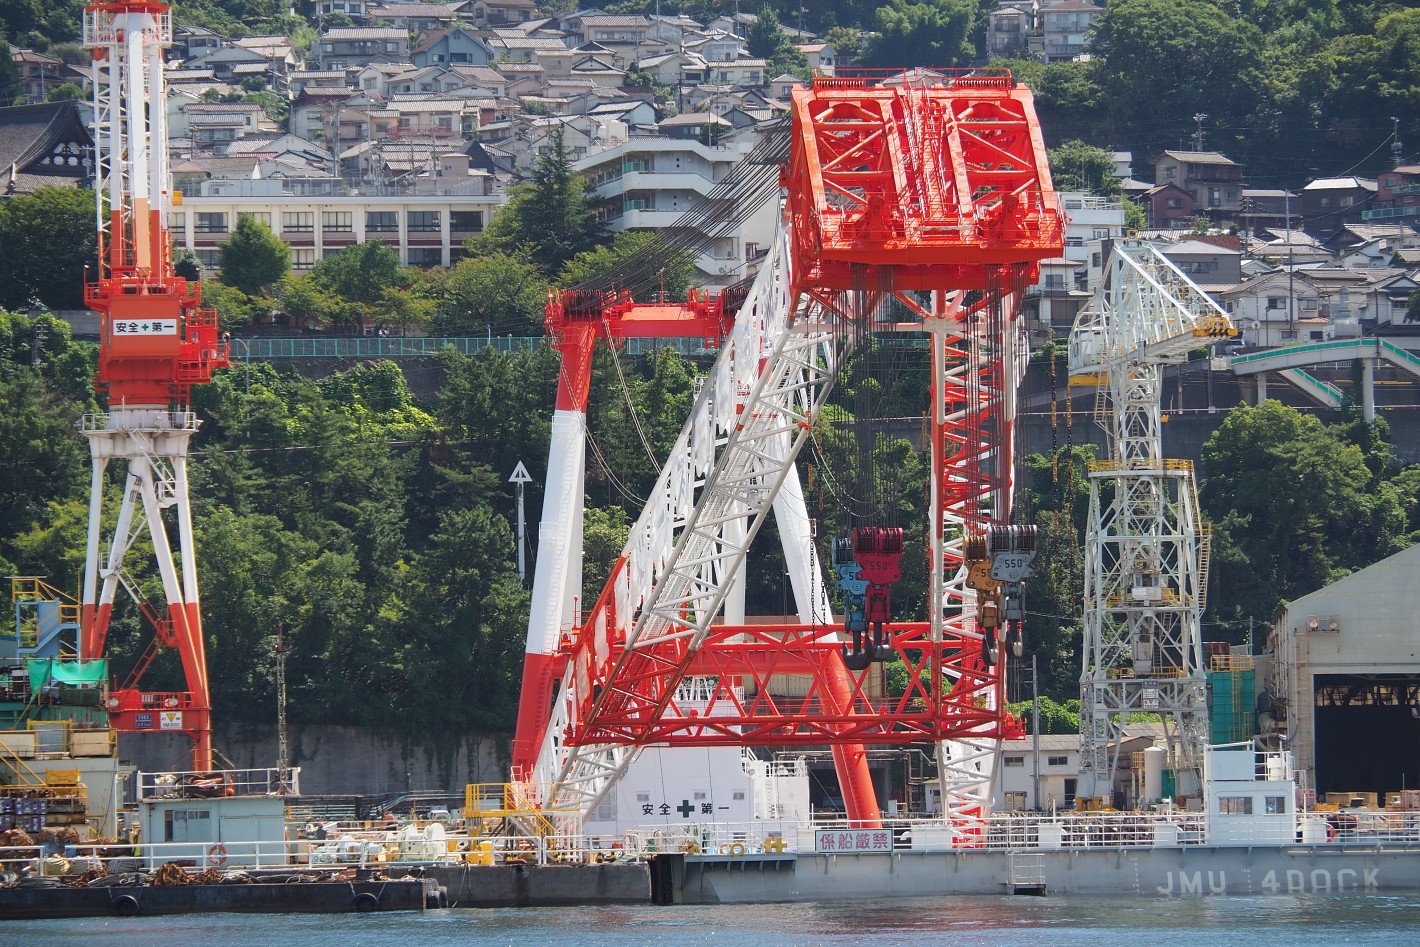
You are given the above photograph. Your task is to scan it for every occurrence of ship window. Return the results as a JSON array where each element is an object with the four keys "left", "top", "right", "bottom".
[
  {"left": 1265, "top": 795, "right": 1286, "bottom": 814},
  {"left": 1004, "top": 756, "right": 1024, "bottom": 767},
  {"left": 164, "top": 808, "right": 212, "bottom": 842},
  {"left": 1218, "top": 795, "right": 1253, "bottom": 815}
]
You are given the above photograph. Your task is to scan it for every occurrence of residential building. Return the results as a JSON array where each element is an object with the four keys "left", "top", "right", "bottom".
[
  {"left": 312, "top": 27, "right": 410, "bottom": 72},
  {"left": 992, "top": 735, "right": 1082, "bottom": 812},
  {"left": 793, "top": 43, "right": 835, "bottom": 75},
  {"left": 1027, "top": 256, "right": 1091, "bottom": 336},
  {"left": 1366, "top": 163, "right": 1420, "bottom": 225},
  {"left": 315, "top": 0, "right": 371, "bottom": 18},
  {"left": 467, "top": 0, "right": 538, "bottom": 28},
  {"left": 1159, "top": 238, "right": 1242, "bottom": 296},
  {"left": 1218, "top": 270, "right": 1324, "bottom": 346},
  {"left": 366, "top": 2, "right": 469, "bottom": 33},
  {"left": 1040, "top": 0, "right": 1101, "bottom": 63},
  {"left": 1238, "top": 189, "right": 1297, "bottom": 235},
  {"left": 180, "top": 102, "right": 275, "bottom": 149},
  {"left": 1151, "top": 150, "right": 1245, "bottom": 218},
  {"left": 575, "top": 135, "right": 778, "bottom": 288},
  {"left": 172, "top": 25, "right": 225, "bottom": 64},
  {"left": 411, "top": 26, "right": 495, "bottom": 68},
  {"left": 986, "top": 4, "right": 1033, "bottom": 59},
  {"left": 1300, "top": 176, "right": 1377, "bottom": 231},
  {"left": 1142, "top": 182, "right": 1193, "bottom": 229},
  {"left": 10, "top": 47, "right": 65, "bottom": 104},
  {"left": 175, "top": 171, "right": 503, "bottom": 270},
  {"left": 485, "top": 35, "right": 573, "bottom": 63}
]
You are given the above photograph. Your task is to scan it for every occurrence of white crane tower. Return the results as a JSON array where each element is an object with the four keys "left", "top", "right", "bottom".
[{"left": 1067, "top": 241, "right": 1235, "bottom": 807}]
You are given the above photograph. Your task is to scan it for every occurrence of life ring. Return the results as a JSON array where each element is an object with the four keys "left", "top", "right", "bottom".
[
  {"left": 111, "top": 894, "right": 141, "bottom": 917},
  {"left": 207, "top": 843, "right": 228, "bottom": 867},
  {"left": 1325, "top": 821, "right": 1336, "bottom": 842},
  {"left": 728, "top": 842, "right": 747, "bottom": 857},
  {"left": 353, "top": 891, "right": 381, "bottom": 912}
]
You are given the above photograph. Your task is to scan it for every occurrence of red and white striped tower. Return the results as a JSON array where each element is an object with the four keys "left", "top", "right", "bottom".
[{"left": 79, "top": 2, "right": 228, "bottom": 771}]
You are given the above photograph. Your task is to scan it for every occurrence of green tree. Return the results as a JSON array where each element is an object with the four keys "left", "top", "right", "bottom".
[
  {"left": 1089, "top": 0, "right": 1264, "bottom": 163},
  {"left": 1407, "top": 289, "right": 1420, "bottom": 324},
  {"left": 862, "top": 0, "right": 977, "bottom": 69},
  {"left": 218, "top": 214, "right": 290, "bottom": 295},
  {"left": 556, "top": 231, "right": 696, "bottom": 299},
  {"left": 478, "top": 126, "right": 602, "bottom": 275},
  {"left": 429, "top": 250, "right": 546, "bottom": 335},
  {"left": 310, "top": 241, "right": 405, "bottom": 306},
  {"left": 824, "top": 26, "right": 864, "bottom": 66},
  {"left": 1199, "top": 400, "right": 1407, "bottom": 629},
  {"left": 747, "top": 6, "right": 787, "bottom": 59},
  {"left": 0, "top": 35, "right": 21, "bottom": 105},
  {"left": 1047, "top": 140, "right": 1122, "bottom": 196},
  {"left": 44, "top": 81, "right": 83, "bottom": 102},
  {"left": 0, "top": 187, "right": 96, "bottom": 310}
]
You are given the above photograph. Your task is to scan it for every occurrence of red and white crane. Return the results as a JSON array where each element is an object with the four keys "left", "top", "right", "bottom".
[
  {"left": 514, "top": 70, "right": 1063, "bottom": 836},
  {"left": 79, "top": 2, "right": 228, "bottom": 770}
]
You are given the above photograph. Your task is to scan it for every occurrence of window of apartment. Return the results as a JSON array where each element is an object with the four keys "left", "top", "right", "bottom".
[
  {"left": 195, "top": 212, "right": 227, "bottom": 233},
  {"left": 322, "top": 211, "right": 353, "bottom": 232},
  {"left": 1167, "top": 198, "right": 1182, "bottom": 209},
  {"left": 238, "top": 211, "right": 270, "bottom": 228},
  {"left": 1092, "top": 228, "right": 1111, "bottom": 240},
  {"left": 283, "top": 211, "right": 315, "bottom": 233},
  {"left": 292, "top": 248, "right": 317, "bottom": 268},
  {"left": 1003, "top": 755, "right": 1024, "bottom": 767},
  {"left": 1047, "top": 755, "right": 1068, "bottom": 767},
  {"left": 449, "top": 210, "right": 483, "bottom": 232},
  {"left": 170, "top": 212, "right": 186, "bottom": 230},
  {"left": 407, "top": 210, "right": 440, "bottom": 231},
  {"left": 1266, "top": 296, "right": 1286, "bottom": 310},
  {"left": 1091, "top": 251, "right": 1101, "bottom": 268},
  {"left": 1309, "top": 330, "right": 1325, "bottom": 340},
  {"left": 194, "top": 249, "right": 219, "bottom": 268},
  {"left": 1218, "top": 796, "right": 1253, "bottom": 815},
  {"left": 367, "top": 211, "right": 398, "bottom": 232},
  {"left": 407, "top": 247, "right": 442, "bottom": 266}
]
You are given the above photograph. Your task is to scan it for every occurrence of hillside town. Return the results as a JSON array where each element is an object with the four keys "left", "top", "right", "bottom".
[{"left": 2, "top": 2, "right": 1419, "bottom": 351}]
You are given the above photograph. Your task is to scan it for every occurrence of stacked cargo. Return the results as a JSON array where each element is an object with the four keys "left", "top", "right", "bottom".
[
  {"left": 0, "top": 796, "right": 13, "bottom": 831},
  {"left": 13, "top": 797, "right": 47, "bottom": 834}
]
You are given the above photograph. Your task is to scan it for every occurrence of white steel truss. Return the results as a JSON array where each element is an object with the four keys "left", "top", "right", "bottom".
[
  {"left": 531, "top": 232, "right": 853, "bottom": 825},
  {"left": 1068, "top": 242, "right": 1234, "bottom": 805}
]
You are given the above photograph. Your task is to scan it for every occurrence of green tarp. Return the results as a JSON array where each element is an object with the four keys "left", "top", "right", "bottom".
[{"left": 26, "top": 658, "right": 108, "bottom": 695}]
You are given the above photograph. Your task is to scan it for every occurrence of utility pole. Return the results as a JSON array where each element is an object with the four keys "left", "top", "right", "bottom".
[
  {"left": 510, "top": 462, "right": 532, "bottom": 583},
  {"left": 1031, "top": 654, "right": 1041, "bottom": 811},
  {"left": 273, "top": 625, "right": 292, "bottom": 794},
  {"left": 1192, "top": 113, "right": 1208, "bottom": 152}
]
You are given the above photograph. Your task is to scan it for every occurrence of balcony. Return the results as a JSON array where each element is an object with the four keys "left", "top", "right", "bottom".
[{"left": 1362, "top": 204, "right": 1420, "bottom": 221}]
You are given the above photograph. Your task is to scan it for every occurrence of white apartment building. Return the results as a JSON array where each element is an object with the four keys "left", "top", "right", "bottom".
[
  {"left": 575, "top": 135, "right": 779, "bottom": 288},
  {"left": 1028, "top": 191, "right": 1126, "bottom": 335},
  {"left": 175, "top": 157, "right": 503, "bottom": 271}
]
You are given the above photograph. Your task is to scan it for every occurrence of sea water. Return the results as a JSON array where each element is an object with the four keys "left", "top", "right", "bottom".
[{"left": 5, "top": 894, "right": 1419, "bottom": 946}]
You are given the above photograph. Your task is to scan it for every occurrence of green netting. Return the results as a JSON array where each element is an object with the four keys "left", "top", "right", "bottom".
[{"left": 26, "top": 659, "right": 108, "bottom": 694}]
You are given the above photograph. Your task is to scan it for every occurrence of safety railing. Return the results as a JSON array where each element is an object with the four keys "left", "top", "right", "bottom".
[
  {"left": 230, "top": 336, "right": 723, "bottom": 359},
  {"left": 136, "top": 767, "right": 300, "bottom": 801}
]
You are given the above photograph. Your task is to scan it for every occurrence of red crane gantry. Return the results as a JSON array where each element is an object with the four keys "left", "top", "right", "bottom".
[
  {"left": 78, "top": 2, "right": 228, "bottom": 770},
  {"left": 516, "top": 70, "right": 1062, "bottom": 832}
]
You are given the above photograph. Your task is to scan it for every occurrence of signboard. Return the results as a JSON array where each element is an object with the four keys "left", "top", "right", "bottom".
[
  {"left": 135, "top": 712, "right": 153, "bottom": 729},
  {"left": 160, "top": 711, "right": 184, "bottom": 730},
  {"left": 112, "top": 319, "right": 178, "bottom": 336},
  {"left": 990, "top": 551, "right": 1037, "bottom": 582},
  {"left": 1141, "top": 682, "right": 1160, "bottom": 710},
  {"left": 814, "top": 829, "right": 893, "bottom": 854}
]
